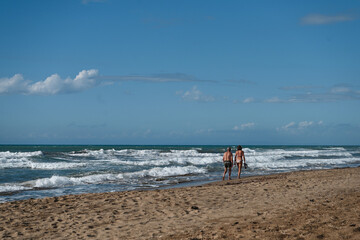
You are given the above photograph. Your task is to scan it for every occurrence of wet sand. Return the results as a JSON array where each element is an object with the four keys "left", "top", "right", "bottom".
[{"left": 1, "top": 167, "right": 359, "bottom": 239}]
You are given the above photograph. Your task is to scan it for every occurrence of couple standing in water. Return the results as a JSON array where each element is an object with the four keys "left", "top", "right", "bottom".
[{"left": 222, "top": 146, "right": 246, "bottom": 180}]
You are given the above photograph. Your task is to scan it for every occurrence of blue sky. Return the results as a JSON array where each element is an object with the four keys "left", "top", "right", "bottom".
[{"left": 0, "top": 0, "right": 359, "bottom": 145}]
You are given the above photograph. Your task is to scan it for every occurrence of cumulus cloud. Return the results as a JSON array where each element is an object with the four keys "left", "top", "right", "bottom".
[
  {"left": 233, "top": 122, "right": 255, "bottom": 131},
  {"left": 0, "top": 69, "right": 99, "bottom": 95},
  {"left": 1, "top": 71, "right": 218, "bottom": 96},
  {"left": 180, "top": 86, "right": 215, "bottom": 102},
  {"left": 0, "top": 74, "right": 29, "bottom": 94},
  {"left": 301, "top": 13, "right": 357, "bottom": 25}
]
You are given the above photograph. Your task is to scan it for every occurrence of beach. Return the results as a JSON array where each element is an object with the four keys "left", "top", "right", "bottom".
[{"left": 0, "top": 167, "right": 359, "bottom": 239}]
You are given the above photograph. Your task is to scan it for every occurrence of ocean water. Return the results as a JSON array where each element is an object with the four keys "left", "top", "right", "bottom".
[{"left": 0, "top": 145, "right": 359, "bottom": 203}]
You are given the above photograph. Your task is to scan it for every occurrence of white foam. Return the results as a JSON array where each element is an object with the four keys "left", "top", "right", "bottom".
[
  {"left": 248, "top": 155, "right": 360, "bottom": 170},
  {"left": 67, "top": 148, "right": 214, "bottom": 159},
  {"left": 109, "top": 159, "right": 171, "bottom": 166},
  {"left": 32, "top": 174, "right": 123, "bottom": 188},
  {"left": 28, "top": 162, "right": 87, "bottom": 169},
  {"left": 159, "top": 150, "right": 220, "bottom": 165},
  {"left": 67, "top": 149, "right": 161, "bottom": 158},
  {"left": 0, "top": 184, "right": 32, "bottom": 193},
  {"left": 246, "top": 148, "right": 352, "bottom": 161},
  {"left": 6, "top": 165, "right": 206, "bottom": 191},
  {"left": 67, "top": 149, "right": 107, "bottom": 157},
  {"left": 163, "top": 149, "right": 218, "bottom": 157},
  {"left": 0, "top": 157, "right": 31, "bottom": 169},
  {"left": 241, "top": 147, "right": 358, "bottom": 171},
  {"left": 130, "top": 166, "right": 207, "bottom": 178},
  {"left": 0, "top": 151, "right": 43, "bottom": 158},
  {"left": 122, "top": 149, "right": 161, "bottom": 156},
  {"left": 69, "top": 148, "right": 222, "bottom": 166},
  {"left": 0, "top": 158, "right": 87, "bottom": 169}
]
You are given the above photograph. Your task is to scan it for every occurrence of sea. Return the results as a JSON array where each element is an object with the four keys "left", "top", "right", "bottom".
[{"left": 1, "top": 145, "right": 359, "bottom": 203}]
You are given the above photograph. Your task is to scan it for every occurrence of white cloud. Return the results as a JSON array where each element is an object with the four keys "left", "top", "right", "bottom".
[
  {"left": 241, "top": 122, "right": 255, "bottom": 129},
  {"left": 265, "top": 97, "right": 282, "bottom": 103},
  {"left": 243, "top": 97, "right": 255, "bottom": 103},
  {"left": 233, "top": 122, "right": 255, "bottom": 131},
  {"left": 266, "top": 84, "right": 360, "bottom": 103},
  {"left": 181, "top": 86, "right": 215, "bottom": 102},
  {"left": 330, "top": 87, "right": 351, "bottom": 94},
  {"left": 301, "top": 13, "right": 357, "bottom": 25},
  {"left": 283, "top": 122, "right": 296, "bottom": 130},
  {"left": 29, "top": 74, "right": 64, "bottom": 95},
  {"left": 278, "top": 121, "right": 323, "bottom": 132},
  {"left": 298, "top": 121, "right": 313, "bottom": 129},
  {"left": 0, "top": 74, "right": 29, "bottom": 94},
  {"left": 0, "top": 69, "right": 99, "bottom": 95}
]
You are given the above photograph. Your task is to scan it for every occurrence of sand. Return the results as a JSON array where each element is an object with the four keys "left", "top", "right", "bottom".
[{"left": 0, "top": 167, "right": 359, "bottom": 239}]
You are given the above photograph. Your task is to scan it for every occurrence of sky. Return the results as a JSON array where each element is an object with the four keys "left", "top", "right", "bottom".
[{"left": 0, "top": 0, "right": 360, "bottom": 145}]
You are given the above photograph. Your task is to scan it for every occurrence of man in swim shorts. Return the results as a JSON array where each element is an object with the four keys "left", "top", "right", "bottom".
[{"left": 222, "top": 147, "right": 233, "bottom": 180}]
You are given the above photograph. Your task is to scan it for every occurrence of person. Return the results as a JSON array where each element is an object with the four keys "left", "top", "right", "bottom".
[
  {"left": 235, "top": 145, "right": 246, "bottom": 179},
  {"left": 222, "top": 147, "right": 233, "bottom": 180}
]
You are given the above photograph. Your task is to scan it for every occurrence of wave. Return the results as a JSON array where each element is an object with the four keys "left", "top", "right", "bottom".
[
  {"left": 66, "top": 149, "right": 162, "bottom": 158},
  {"left": 1, "top": 146, "right": 359, "bottom": 202},
  {"left": 0, "top": 151, "right": 43, "bottom": 158},
  {"left": 0, "top": 159, "right": 86, "bottom": 170},
  {"left": 67, "top": 148, "right": 216, "bottom": 157},
  {"left": 0, "top": 184, "right": 32, "bottom": 193},
  {"left": 248, "top": 157, "right": 360, "bottom": 170},
  {"left": 134, "top": 166, "right": 207, "bottom": 178},
  {"left": 245, "top": 148, "right": 352, "bottom": 161},
  {"left": 0, "top": 147, "right": 356, "bottom": 171},
  {"left": 66, "top": 147, "right": 353, "bottom": 163},
  {"left": 1, "top": 165, "right": 207, "bottom": 192},
  {"left": 65, "top": 148, "right": 221, "bottom": 166}
]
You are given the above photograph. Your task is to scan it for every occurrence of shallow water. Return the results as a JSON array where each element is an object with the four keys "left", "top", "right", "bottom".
[{"left": 1, "top": 145, "right": 359, "bottom": 202}]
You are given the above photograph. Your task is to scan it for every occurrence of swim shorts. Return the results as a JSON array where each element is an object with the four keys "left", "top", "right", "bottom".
[{"left": 224, "top": 161, "right": 231, "bottom": 168}]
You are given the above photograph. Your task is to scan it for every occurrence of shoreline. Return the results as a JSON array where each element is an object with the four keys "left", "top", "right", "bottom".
[
  {"left": 1, "top": 145, "right": 358, "bottom": 204},
  {"left": 1, "top": 167, "right": 359, "bottom": 239},
  {"left": 0, "top": 167, "right": 348, "bottom": 202}
]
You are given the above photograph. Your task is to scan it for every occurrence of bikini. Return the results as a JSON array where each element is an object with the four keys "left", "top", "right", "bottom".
[{"left": 236, "top": 151, "right": 242, "bottom": 164}]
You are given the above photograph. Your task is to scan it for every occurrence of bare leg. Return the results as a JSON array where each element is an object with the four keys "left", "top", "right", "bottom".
[
  {"left": 223, "top": 168, "right": 227, "bottom": 180},
  {"left": 237, "top": 161, "right": 243, "bottom": 179},
  {"left": 237, "top": 163, "right": 240, "bottom": 179},
  {"left": 228, "top": 167, "right": 232, "bottom": 180},
  {"left": 238, "top": 164, "right": 242, "bottom": 179}
]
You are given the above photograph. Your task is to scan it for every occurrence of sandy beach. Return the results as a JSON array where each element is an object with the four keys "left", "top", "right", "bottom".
[{"left": 1, "top": 167, "right": 359, "bottom": 239}]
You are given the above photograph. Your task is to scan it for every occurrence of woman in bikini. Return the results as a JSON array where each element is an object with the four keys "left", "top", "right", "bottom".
[{"left": 235, "top": 145, "right": 246, "bottom": 179}]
